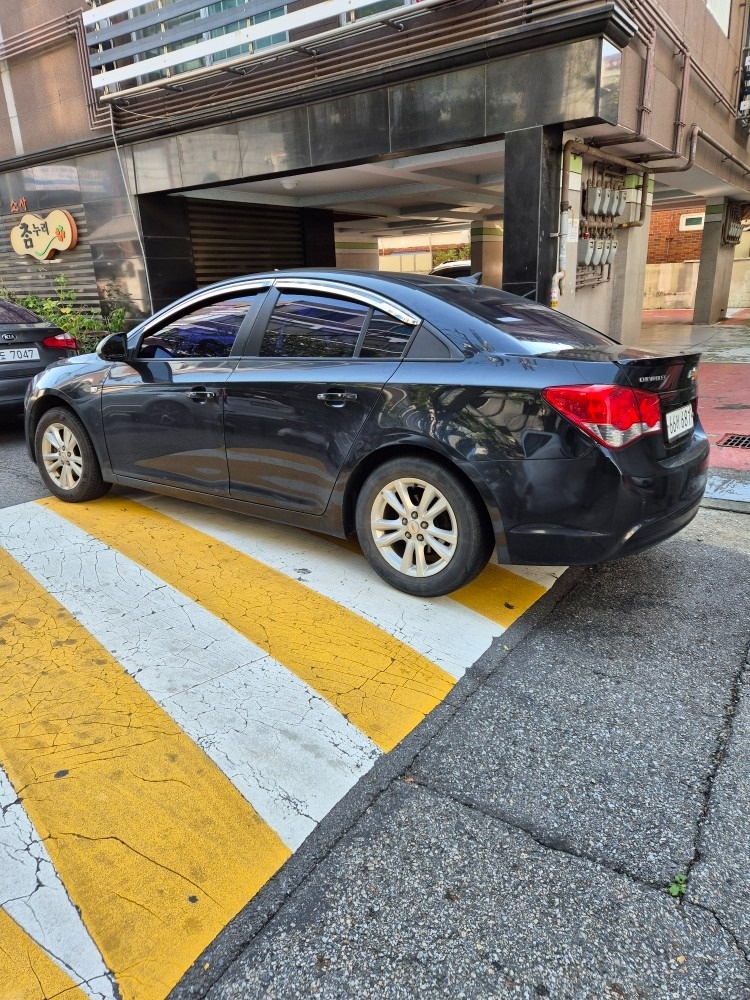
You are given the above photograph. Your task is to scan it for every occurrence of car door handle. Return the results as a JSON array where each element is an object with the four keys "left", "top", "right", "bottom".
[
  {"left": 316, "top": 392, "right": 358, "bottom": 403},
  {"left": 186, "top": 388, "right": 217, "bottom": 402}
]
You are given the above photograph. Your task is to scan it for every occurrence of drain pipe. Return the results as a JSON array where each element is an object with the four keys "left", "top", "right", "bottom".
[{"left": 643, "top": 123, "right": 750, "bottom": 178}]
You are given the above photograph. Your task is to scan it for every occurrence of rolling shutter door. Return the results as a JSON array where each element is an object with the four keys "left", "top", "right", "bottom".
[{"left": 186, "top": 199, "right": 305, "bottom": 287}]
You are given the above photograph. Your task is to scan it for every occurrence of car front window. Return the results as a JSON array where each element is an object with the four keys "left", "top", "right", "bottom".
[{"left": 138, "top": 293, "right": 260, "bottom": 359}]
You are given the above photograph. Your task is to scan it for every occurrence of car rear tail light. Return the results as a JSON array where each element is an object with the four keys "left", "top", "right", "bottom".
[
  {"left": 43, "top": 332, "right": 77, "bottom": 351},
  {"left": 542, "top": 384, "right": 662, "bottom": 449}
]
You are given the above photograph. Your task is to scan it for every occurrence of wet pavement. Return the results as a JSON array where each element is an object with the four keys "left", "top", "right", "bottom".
[{"left": 641, "top": 308, "right": 750, "bottom": 510}]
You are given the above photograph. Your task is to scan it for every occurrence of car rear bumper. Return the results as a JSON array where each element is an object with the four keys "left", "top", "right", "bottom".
[
  {"left": 0, "top": 374, "right": 37, "bottom": 409},
  {"left": 478, "top": 432, "right": 710, "bottom": 566}
]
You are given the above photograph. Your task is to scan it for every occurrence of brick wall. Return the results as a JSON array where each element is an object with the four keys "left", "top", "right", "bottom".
[{"left": 647, "top": 208, "right": 704, "bottom": 264}]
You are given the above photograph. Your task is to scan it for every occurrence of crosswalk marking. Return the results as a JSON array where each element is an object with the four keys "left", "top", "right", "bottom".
[
  {"left": 0, "top": 909, "right": 87, "bottom": 1000},
  {"left": 451, "top": 564, "right": 548, "bottom": 626},
  {"left": 2, "top": 502, "right": 379, "bottom": 850},
  {"left": 0, "top": 764, "right": 117, "bottom": 1000},
  {"left": 0, "top": 547, "right": 291, "bottom": 1000},
  {"left": 1, "top": 492, "right": 564, "bottom": 1000},
  {"left": 139, "top": 494, "right": 504, "bottom": 678},
  {"left": 41, "top": 495, "right": 456, "bottom": 753}
]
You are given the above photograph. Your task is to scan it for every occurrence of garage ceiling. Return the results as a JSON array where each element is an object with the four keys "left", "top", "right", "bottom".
[{"left": 178, "top": 135, "right": 749, "bottom": 239}]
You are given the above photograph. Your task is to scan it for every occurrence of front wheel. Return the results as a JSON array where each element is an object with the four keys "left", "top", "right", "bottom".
[
  {"left": 35, "top": 407, "right": 111, "bottom": 503},
  {"left": 355, "top": 457, "right": 492, "bottom": 597}
]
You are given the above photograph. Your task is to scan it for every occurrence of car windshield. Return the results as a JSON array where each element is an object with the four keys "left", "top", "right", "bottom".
[
  {"left": 0, "top": 298, "right": 43, "bottom": 324},
  {"left": 423, "top": 283, "right": 619, "bottom": 355}
]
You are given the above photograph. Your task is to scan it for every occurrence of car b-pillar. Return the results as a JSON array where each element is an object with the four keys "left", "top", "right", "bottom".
[{"left": 502, "top": 125, "right": 563, "bottom": 305}]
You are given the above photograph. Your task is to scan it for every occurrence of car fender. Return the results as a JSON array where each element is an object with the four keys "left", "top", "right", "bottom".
[
  {"left": 26, "top": 367, "right": 113, "bottom": 477},
  {"left": 331, "top": 427, "right": 509, "bottom": 562}
]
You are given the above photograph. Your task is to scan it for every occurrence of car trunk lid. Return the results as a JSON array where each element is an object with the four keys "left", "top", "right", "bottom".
[{"left": 0, "top": 321, "right": 70, "bottom": 376}]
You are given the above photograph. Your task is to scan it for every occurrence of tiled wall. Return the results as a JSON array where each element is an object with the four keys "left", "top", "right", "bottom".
[{"left": 0, "top": 150, "right": 149, "bottom": 320}]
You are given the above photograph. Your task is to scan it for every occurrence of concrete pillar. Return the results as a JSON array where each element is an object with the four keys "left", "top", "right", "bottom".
[
  {"left": 302, "top": 208, "right": 336, "bottom": 266},
  {"left": 503, "top": 124, "right": 562, "bottom": 304},
  {"left": 470, "top": 220, "right": 503, "bottom": 287},
  {"left": 608, "top": 175, "right": 653, "bottom": 346},
  {"left": 694, "top": 200, "right": 736, "bottom": 324}
]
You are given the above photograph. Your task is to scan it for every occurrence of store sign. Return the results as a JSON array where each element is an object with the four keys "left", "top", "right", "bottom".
[{"left": 10, "top": 209, "right": 78, "bottom": 260}]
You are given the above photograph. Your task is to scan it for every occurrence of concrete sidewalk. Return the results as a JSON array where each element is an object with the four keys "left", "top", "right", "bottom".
[{"left": 641, "top": 309, "right": 750, "bottom": 509}]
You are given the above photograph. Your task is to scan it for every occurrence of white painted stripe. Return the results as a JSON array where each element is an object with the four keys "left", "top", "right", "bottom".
[
  {"left": 0, "top": 766, "right": 117, "bottom": 1000},
  {"left": 0, "top": 504, "right": 379, "bottom": 851},
  {"left": 504, "top": 564, "right": 566, "bottom": 589},
  {"left": 137, "top": 494, "right": 503, "bottom": 678}
]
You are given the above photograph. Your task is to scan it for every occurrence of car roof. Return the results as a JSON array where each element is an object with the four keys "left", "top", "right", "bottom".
[
  {"left": 0, "top": 298, "right": 44, "bottom": 324},
  {"left": 430, "top": 260, "right": 472, "bottom": 273}
]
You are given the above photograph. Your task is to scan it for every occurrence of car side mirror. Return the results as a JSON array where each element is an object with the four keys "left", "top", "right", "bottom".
[{"left": 96, "top": 332, "right": 129, "bottom": 361}]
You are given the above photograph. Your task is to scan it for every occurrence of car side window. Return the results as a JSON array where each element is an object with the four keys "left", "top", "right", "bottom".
[
  {"left": 138, "top": 294, "right": 259, "bottom": 359},
  {"left": 360, "top": 309, "right": 416, "bottom": 358},
  {"left": 259, "top": 291, "right": 369, "bottom": 358}
]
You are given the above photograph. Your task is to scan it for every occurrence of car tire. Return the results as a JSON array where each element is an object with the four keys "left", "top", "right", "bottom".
[
  {"left": 35, "top": 407, "right": 112, "bottom": 503},
  {"left": 355, "top": 456, "right": 492, "bottom": 597}
]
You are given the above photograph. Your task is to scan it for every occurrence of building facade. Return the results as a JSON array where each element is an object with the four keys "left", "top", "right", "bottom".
[{"left": 1, "top": 0, "right": 749, "bottom": 340}]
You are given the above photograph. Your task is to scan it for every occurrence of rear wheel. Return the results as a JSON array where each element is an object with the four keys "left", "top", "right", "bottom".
[
  {"left": 35, "top": 408, "right": 111, "bottom": 503},
  {"left": 355, "top": 456, "right": 491, "bottom": 597}
]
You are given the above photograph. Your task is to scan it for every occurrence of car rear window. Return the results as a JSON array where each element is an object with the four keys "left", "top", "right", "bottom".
[
  {"left": 423, "top": 283, "right": 618, "bottom": 355},
  {"left": 0, "top": 299, "right": 43, "bottom": 324}
]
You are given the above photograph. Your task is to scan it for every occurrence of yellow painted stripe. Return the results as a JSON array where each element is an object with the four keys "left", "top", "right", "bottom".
[
  {"left": 40, "top": 496, "right": 454, "bottom": 753},
  {"left": 323, "top": 534, "right": 547, "bottom": 627},
  {"left": 0, "top": 910, "right": 87, "bottom": 1000},
  {"left": 452, "top": 564, "right": 547, "bottom": 627},
  {"left": 0, "top": 548, "right": 291, "bottom": 1000}
]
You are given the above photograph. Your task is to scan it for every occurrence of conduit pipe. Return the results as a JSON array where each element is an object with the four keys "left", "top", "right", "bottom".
[{"left": 644, "top": 123, "right": 750, "bottom": 178}]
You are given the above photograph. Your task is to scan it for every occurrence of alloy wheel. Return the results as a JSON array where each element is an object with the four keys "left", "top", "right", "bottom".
[
  {"left": 41, "top": 422, "right": 84, "bottom": 492},
  {"left": 370, "top": 476, "right": 458, "bottom": 578}
]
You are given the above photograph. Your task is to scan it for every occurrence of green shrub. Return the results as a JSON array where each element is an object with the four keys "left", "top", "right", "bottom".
[
  {"left": 1, "top": 275, "right": 127, "bottom": 354},
  {"left": 431, "top": 244, "right": 471, "bottom": 268}
]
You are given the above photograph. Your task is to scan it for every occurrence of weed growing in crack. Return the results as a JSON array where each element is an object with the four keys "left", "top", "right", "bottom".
[{"left": 668, "top": 873, "right": 687, "bottom": 898}]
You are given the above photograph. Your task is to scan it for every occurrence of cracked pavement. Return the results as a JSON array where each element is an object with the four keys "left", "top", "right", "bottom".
[{"left": 171, "top": 507, "right": 750, "bottom": 1000}]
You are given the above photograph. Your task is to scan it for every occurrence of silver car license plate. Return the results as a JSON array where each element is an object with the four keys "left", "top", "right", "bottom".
[
  {"left": 665, "top": 403, "right": 694, "bottom": 442},
  {"left": 0, "top": 347, "right": 40, "bottom": 362}
]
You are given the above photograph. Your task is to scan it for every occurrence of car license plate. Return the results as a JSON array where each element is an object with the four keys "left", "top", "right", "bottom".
[
  {"left": 0, "top": 347, "right": 40, "bottom": 362},
  {"left": 665, "top": 402, "right": 694, "bottom": 442}
]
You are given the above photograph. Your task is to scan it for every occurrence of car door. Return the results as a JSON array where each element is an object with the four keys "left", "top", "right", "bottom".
[
  {"left": 224, "top": 280, "right": 420, "bottom": 513},
  {"left": 101, "top": 286, "right": 267, "bottom": 494}
]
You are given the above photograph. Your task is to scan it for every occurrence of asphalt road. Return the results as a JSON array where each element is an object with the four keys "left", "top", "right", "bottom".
[{"left": 0, "top": 412, "right": 47, "bottom": 508}]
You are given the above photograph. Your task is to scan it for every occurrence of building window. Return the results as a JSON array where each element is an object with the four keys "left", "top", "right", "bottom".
[
  {"left": 706, "top": 0, "right": 730, "bottom": 34},
  {"left": 679, "top": 212, "right": 705, "bottom": 232}
]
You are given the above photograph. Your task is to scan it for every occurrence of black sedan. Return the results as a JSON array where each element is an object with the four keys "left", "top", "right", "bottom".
[
  {"left": 24, "top": 270, "right": 708, "bottom": 597},
  {"left": 0, "top": 297, "right": 77, "bottom": 412}
]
